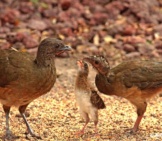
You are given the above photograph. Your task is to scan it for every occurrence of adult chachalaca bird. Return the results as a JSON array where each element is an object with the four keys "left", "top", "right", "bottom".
[
  {"left": 0, "top": 38, "right": 71, "bottom": 139},
  {"left": 84, "top": 55, "right": 162, "bottom": 133},
  {"left": 75, "top": 60, "right": 106, "bottom": 135}
]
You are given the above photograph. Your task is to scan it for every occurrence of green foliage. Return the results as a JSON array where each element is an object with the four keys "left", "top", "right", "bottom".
[
  {"left": 30, "top": 0, "right": 48, "bottom": 8},
  {"left": 30, "top": 0, "right": 39, "bottom": 5}
]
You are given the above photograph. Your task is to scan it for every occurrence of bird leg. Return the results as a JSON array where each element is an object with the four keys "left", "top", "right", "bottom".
[
  {"left": 94, "top": 120, "right": 100, "bottom": 137},
  {"left": 19, "top": 105, "right": 41, "bottom": 139},
  {"left": 131, "top": 102, "right": 147, "bottom": 133},
  {"left": 76, "top": 113, "right": 89, "bottom": 136},
  {"left": 132, "top": 115, "right": 144, "bottom": 133},
  {"left": 3, "top": 105, "right": 12, "bottom": 139}
]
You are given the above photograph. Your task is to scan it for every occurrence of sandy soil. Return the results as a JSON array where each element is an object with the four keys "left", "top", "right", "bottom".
[{"left": 0, "top": 55, "right": 161, "bottom": 141}]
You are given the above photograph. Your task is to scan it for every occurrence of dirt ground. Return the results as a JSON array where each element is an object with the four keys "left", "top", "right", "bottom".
[{"left": 0, "top": 54, "right": 161, "bottom": 141}]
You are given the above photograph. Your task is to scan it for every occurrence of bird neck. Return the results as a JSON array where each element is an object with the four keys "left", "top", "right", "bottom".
[
  {"left": 95, "top": 73, "right": 114, "bottom": 95},
  {"left": 35, "top": 50, "right": 55, "bottom": 67},
  {"left": 75, "top": 73, "right": 89, "bottom": 89}
]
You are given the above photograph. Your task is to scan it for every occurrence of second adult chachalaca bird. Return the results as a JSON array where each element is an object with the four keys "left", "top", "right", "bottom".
[
  {"left": 75, "top": 60, "right": 106, "bottom": 135},
  {"left": 84, "top": 55, "right": 162, "bottom": 133},
  {"left": 0, "top": 38, "right": 71, "bottom": 139}
]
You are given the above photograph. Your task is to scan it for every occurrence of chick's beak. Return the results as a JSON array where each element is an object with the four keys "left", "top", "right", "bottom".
[{"left": 77, "top": 60, "right": 83, "bottom": 68}]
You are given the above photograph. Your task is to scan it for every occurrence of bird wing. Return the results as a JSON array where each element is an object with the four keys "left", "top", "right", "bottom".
[
  {"left": 0, "top": 49, "right": 34, "bottom": 87},
  {"left": 90, "top": 90, "right": 106, "bottom": 109},
  {"left": 113, "top": 61, "right": 162, "bottom": 89}
]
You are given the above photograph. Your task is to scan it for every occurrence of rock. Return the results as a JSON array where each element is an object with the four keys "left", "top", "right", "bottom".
[
  {"left": 136, "top": 43, "right": 154, "bottom": 55},
  {"left": 19, "top": 2, "right": 34, "bottom": 14},
  {"left": 0, "top": 41, "right": 11, "bottom": 49},
  {"left": 126, "top": 52, "right": 140, "bottom": 58},
  {"left": 153, "top": 24, "right": 162, "bottom": 36},
  {"left": 12, "top": 42, "right": 25, "bottom": 50},
  {"left": 22, "top": 35, "right": 39, "bottom": 49},
  {"left": 92, "top": 12, "right": 108, "bottom": 25},
  {"left": 6, "top": 32, "right": 17, "bottom": 43},
  {"left": 122, "top": 24, "right": 137, "bottom": 36},
  {"left": 106, "top": 24, "right": 124, "bottom": 37},
  {"left": 123, "top": 44, "right": 135, "bottom": 52},
  {"left": 27, "top": 19, "right": 47, "bottom": 31},
  {"left": 0, "top": 8, "right": 20, "bottom": 25},
  {"left": 42, "top": 9, "right": 58, "bottom": 18},
  {"left": 155, "top": 40, "right": 162, "bottom": 49},
  {"left": 60, "top": 0, "right": 72, "bottom": 10},
  {"left": 105, "top": 1, "right": 124, "bottom": 19}
]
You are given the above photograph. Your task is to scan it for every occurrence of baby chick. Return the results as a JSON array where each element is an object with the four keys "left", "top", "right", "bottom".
[{"left": 75, "top": 60, "right": 106, "bottom": 135}]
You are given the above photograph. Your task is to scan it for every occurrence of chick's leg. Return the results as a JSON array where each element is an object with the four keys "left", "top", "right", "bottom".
[
  {"left": 76, "top": 111, "right": 89, "bottom": 135},
  {"left": 90, "top": 109, "right": 98, "bottom": 135},
  {"left": 19, "top": 104, "right": 41, "bottom": 138},
  {"left": 3, "top": 105, "right": 12, "bottom": 139}
]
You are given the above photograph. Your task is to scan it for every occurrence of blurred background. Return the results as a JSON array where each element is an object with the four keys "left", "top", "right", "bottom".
[{"left": 0, "top": 0, "right": 162, "bottom": 62}]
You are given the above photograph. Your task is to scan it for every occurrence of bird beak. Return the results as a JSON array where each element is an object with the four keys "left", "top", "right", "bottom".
[
  {"left": 77, "top": 60, "right": 83, "bottom": 67},
  {"left": 59, "top": 45, "right": 72, "bottom": 51},
  {"left": 83, "top": 57, "right": 92, "bottom": 63},
  {"left": 56, "top": 45, "right": 71, "bottom": 55}
]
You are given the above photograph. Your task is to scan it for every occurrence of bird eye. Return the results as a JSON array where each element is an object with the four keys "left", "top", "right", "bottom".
[
  {"left": 95, "top": 60, "right": 99, "bottom": 64},
  {"left": 55, "top": 44, "right": 59, "bottom": 48},
  {"left": 84, "top": 63, "right": 88, "bottom": 68}
]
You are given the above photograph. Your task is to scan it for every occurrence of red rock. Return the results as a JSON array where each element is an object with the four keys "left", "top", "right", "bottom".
[
  {"left": 60, "top": 0, "right": 72, "bottom": 10},
  {"left": 6, "top": 32, "right": 17, "bottom": 43},
  {"left": 42, "top": 9, "right": 58, "bottom": 18},
  {"left": 123, "top": 44, "right": 135, "bottom": 52},
  {"left": 122, "top": 24, "right": 137, "bottom": 35},
  {"left": 153, "top": 25, "right": 162, "bottom": 36},
  {"left": 22, "top": 36, "right": 39, "bottom": 49},
  {"left": 0, "top": 8, "right": 20, "bottom": 25},
  {"left": 19, "top": 2, "right": 34, "bottom": 14},
  {"left": 0, "top": 41, "right": 11, "bottom": 49},
  {"left": 93, "top": 12, "right": 108, "bottom": 25},
  {"left": 126, "top": 52, "right": 140, "bottom": 58},
  {"left": 27, "top": 19, "right": 47, "bottom": 31},
  {"left": 59, "top": 27, "right": 73, "bottom": 37}
]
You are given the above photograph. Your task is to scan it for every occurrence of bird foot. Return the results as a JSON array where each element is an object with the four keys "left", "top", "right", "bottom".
[
  {"left": 4, "top": 131, "right": 19, "bottom": 140},
  {"left": 129, "top": 128, "right": 138, "bottom": 134},
  {"left": 94, "top": 133, "right": 100, "bottom": 138},
  {"left": 25, "top": 132, "right": 42, "bottom": 140},
  {"left": 75, "top": 130, "right": 84, "bottom": 136},
  {"left": 124, "top": 128, "right": 138, "bottom": 135}
]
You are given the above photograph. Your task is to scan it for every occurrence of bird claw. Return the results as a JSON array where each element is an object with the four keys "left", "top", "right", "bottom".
[
  {"left": 124, "top": 128, "right": 138, "bottom": 135},
  {"left": 94, "top": 133, "right": 100, "bottom": 138},
  {"left": 75, "top": 130, "right": 84, "bottom": 136},
  {"left": 25, "top": 132, "right": 42, "bottom": 140},
  {"left": 4, "top": 131, "right": 19, "bottom": 140}
]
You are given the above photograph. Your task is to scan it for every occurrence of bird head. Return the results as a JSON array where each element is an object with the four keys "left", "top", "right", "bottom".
[
  {"left": 77, "top": 60, "right": 89, "bottom": 76},
  {"left": 37, "top": 38, "right": 71, "bottom": 58},
  {"left": 83, "top": 55, "right": 110, "bottom": 75}
]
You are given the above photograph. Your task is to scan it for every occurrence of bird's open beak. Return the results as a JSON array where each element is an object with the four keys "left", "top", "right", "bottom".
[
  {"left": 56, "top": 45, "right": 71, "bottom": 55},
  {"left": 77, "top": 60, "right": 83, "bottom": 67}
]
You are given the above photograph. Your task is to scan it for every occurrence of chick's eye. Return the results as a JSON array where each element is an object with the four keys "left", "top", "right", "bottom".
[{"left": 84, "top": 64, "right": 88, "bottom": 68}]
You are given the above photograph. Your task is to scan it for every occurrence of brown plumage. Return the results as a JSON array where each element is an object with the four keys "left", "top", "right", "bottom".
[
  {"left": 91, "top": 90, "right": 106, "bottom": 109},
  {"left": 75, "top": 60, "right": 105, "bottom": 135},
  {"left": 84, "top": 55, "right": 162, "bottom": 133},
  {"left": 0, "top": 38, "right": 71, "bottom": 139}
]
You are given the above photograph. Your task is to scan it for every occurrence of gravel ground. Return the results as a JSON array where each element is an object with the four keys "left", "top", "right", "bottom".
[{"left": 0, "top": 56, "right": 161, "bottom": 141}]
